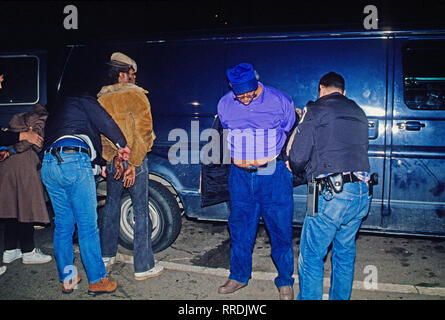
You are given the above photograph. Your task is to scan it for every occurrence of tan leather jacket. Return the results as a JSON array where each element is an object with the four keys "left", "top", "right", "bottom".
[{"left": 97, "top": 83, "right": 155, "bottom": 167}]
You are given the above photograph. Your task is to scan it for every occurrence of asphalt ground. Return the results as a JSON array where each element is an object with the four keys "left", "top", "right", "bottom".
[{"left": 0, "top": 215, "right": 444, "bottom": 314}]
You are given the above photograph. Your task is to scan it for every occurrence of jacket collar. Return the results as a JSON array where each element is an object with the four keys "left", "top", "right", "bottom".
[{"left": 97, "top": 83, "right": 148, "bottom": 98}]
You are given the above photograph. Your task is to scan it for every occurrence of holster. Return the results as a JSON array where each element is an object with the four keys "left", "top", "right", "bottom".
[
  {"left": 51, "top": 148, "right": 64, "bottom": 165},
  {"left": 327, "top": 173, "right": 344, "bottom": 193},
  {"left": 369, "top": 173, "right": 379, "bottom": 196},
  {"left": 307, "top": 175, "right": 319, "bottom": 217}
]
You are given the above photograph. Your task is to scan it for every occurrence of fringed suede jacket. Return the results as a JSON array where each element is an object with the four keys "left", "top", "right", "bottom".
[{"left": 97, "top": 83, "right": 155, "bottom": 167}]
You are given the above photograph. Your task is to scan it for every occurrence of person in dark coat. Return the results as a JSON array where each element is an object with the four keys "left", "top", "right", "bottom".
[
  {"left": 41, "top": 93, "right": 130, "bottom": 295},
  {"left": 288, "top": 72, "right": 371, "bottom": 300},
  {"left": 0, "top": 105, "right": 52, "bottom": 266},
  {"left": 0, "top": 71, "right": 50, "bottom": 275}
]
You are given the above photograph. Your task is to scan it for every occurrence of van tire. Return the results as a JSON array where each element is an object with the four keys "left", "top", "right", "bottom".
[{"left": 113, "top": 180, "right": 182, "bottom": 253}]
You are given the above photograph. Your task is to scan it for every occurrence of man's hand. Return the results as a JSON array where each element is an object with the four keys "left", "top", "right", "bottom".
[
  {"left": 118, "top": 145, "right": 131, "bottom": 161},
  {"left": 285, "top": 160, "right": 292, "bottom": 172},
  {"left": 296, "top": 107, "right": 304, "bottom": 119},
  {"left": 0, "top": 150, "right": 9, "bottom": 161},
  {"left": 113, "top": 156, "right": 124, "bottom": 180},
  {"left": 122, "top": 164, "right": 136, "bottom": 188},
  {"left": 100, "top": 166, "right": 107, "bottom": 178},
  {"left": 19, "top": 127, "right": 43, "bottom": 147}
]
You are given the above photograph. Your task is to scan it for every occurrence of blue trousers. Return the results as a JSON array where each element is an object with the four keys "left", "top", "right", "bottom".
[
  {"left": 100, "top": 156, "right": 154, "bottom": 273},
  {"left": 228, "top": 160, "right": 295, "bottom": 289},
  {"left": 297, "top": 181, "right": 371, "bottom": 300},
  {"left": 41, "top": 152, "right": 106, "bottom": 283}
]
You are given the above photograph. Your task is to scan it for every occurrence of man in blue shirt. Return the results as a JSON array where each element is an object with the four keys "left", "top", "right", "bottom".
[{"left": 217, "top": 62, "right": 296, "bottom": 300}]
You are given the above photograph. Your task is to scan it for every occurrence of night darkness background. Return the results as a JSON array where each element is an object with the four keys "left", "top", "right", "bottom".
[{"left": 1, "top": 1, "right": 445, "bottom": 49}]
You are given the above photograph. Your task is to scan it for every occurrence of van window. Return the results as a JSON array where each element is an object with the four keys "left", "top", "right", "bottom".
[
  {"left": 403, "top": 40, "right": 445, "bottom": 110},
  {"left": 0, "top": 56, "right": 39, "bottom": 105},
  {"left": 58, "top": 46, "right": 109, "bottom": 100}
]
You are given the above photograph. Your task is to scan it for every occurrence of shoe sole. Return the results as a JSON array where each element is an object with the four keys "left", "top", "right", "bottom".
[
  {"left": 218, "top": 285, "right": 247, "bottom": 294},
  {"left": 22, "top": 259, "right": 52, "bottom": 265},
  {"left": 218, "top": 282, "right": 247, "bottom": 294},
  {"left": 134, "top": 268, "right": 165, "bottom": 281},
  {"left": 87, "top": 287, "right": 117, "bottom": 296}
]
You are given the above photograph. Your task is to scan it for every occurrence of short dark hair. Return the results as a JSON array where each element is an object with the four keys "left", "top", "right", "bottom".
[
  {"left": 319, "top": 72, "right": 345, "bottom": 92},
  {"left": 107, "top": 64, "right": 132, "bottom": 85}
]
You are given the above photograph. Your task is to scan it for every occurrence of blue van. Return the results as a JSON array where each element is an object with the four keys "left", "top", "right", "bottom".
[{"left": 1, "top": 28, "right": 445, "bottom": 252}]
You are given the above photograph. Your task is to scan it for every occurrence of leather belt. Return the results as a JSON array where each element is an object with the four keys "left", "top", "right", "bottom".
[
  {"left": 236, "top": 162, "right": 269, "bottom": 173},
  {"left": 46, "top": 146, "right": 90, "bottom": 156},
  {"left": 340, "top": 172, "right": 362, "bottom": 183},
  {"left": 235, "top": 159, "right": 280, "bottom": 173},
  {"left": 316, "top": 172, "right": 362, "bottom": 184}
]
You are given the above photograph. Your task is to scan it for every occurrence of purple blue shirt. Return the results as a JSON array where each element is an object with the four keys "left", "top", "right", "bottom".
[{"left": 217, "top": 83, "right": 296, "bottom": 160}]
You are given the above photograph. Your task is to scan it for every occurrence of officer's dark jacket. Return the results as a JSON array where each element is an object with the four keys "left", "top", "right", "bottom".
[
  {"left": 42, "top": 94, "right": 127, "bottom": 166},
  {"left": 288, "top": 92, "right": 370, "bottom": 179}
]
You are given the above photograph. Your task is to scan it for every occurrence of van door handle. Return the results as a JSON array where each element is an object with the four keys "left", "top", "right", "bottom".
[
  {"left": 396, "top": 121, "right": 425, "bottom": 131},
  {"left": 368, "top": 119, "right": 378, "bottom": 140}
]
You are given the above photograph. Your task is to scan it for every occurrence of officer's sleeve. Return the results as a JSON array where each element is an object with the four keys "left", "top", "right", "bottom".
[
  {"left": 87, "top": 98, "right": 127, "bottom": 149},
  {"left": 287, "top": 108, "right": 315, "bottom": 174}
]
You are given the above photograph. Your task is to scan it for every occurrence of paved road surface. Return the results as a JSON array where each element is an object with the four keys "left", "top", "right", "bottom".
[{"left": 1, "top": 216, "right": 445, "bottom": 302}]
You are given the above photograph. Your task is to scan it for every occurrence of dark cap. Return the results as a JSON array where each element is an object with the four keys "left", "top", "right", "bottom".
[{"left": 226, "top": 62, "right": 258, "bottom": 95}]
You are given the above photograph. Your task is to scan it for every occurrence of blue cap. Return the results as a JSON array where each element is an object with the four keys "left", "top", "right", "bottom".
[{"left": 226, "top": 62, "right": 258, "bottom": 95}]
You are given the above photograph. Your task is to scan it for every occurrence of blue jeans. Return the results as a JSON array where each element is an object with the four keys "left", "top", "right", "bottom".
[
  {"left": 228, "top": 160, "right": 295, "bottom": 289},
  {"left": 41, "top": 151, "right": 106, "bottom": 283},
  {"left": 100, "top": 156, "right": 154, "bottom": 273},
  {"left": 297, "top": 181, "right": 371, "bottom": 300}
]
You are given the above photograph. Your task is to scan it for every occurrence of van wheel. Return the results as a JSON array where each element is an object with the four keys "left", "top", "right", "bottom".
[{"left": 117, "top": 180, "right": 182, "bottom": 253}]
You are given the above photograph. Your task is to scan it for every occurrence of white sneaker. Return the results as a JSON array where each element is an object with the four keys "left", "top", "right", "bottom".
[
  {"left": 102, "top": 256, "right": 116, "bottom": 269},
  {"left": 22, "top": 248, "right": 52, "bottom": 264},
  {"left": 0, "top": 266, "right": 6, "bottom": 276},
  {"left": 134, "top": 264, "right": 165, "bottom": 281},
  {"left": 3, "top": 249, "right": 23, "bottom": 264}
]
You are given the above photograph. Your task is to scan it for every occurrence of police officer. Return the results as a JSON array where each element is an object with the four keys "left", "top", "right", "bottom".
[{"left": 288, "top": 72, "right": 371, "bottom": 300}]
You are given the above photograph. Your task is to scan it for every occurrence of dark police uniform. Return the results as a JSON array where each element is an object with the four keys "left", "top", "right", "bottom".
[
  {"left": 287, "top": 91, "right": 371, "bottom": 300},
  {"left": 288, "top": 92, "right": 369, "bottom": 178}
]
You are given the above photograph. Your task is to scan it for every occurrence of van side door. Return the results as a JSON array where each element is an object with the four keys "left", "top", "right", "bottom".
[{"left": 389, "top": 37, "right": 445, "bottom": 236}]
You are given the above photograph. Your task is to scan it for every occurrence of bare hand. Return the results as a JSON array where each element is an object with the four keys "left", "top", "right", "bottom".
[
  {"left": 122, "top": 165, "right": 136, "bottom": 188},
  {"left": 113, "top": 157, "right": 124, "bottom": 180},
  {"left": 118, "top": 145, "right": 131, "bottom": 161},
  {"left": 100, "top": 166, "right": 107, "bottom": 178},
  {"left": 285, "top": 161, "right": 292, "bottom": 172},
  {"left": 19, "top": 127, "right": 43, "bottom": 147},
  {"left": 0, "top": 150, "right": 9, "bottom": 161},
  {"left": 296, "top": 108, "right": 304, "bottom": 119}
]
